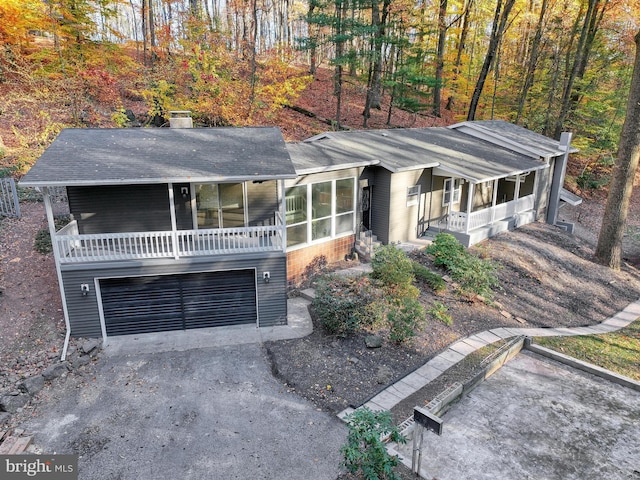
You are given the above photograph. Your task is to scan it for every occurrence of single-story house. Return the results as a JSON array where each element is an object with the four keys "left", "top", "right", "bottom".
[
  {"left": 19, "top": 118, "right": 578, "bottom": 353},
  {"left": 284, "top": 121, "right": 578, "bottom": 283}
]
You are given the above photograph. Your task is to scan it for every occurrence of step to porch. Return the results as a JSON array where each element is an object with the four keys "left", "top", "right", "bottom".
[{"left": 354, "top": 231, "right": 381, "bottom": 261}]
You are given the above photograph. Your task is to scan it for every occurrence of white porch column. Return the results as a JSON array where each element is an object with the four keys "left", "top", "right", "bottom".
[
  {"left": 514, "top": 174, "right": 521, "bottom": 203},
  {"left": 168, "top": 183, "right": 179, "bottom": 259},
  {"left": 491, "top": 179, "right": 499, "bottom": 224},
  {"left": 465, "top": 182, "right": 474, "bottom": 234},
  {"left": 447, "top": 176, "right": 454, "bottom": 230}
]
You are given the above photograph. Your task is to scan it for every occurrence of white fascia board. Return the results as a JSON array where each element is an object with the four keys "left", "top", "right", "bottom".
[
  {"left": 378, "top": 161, "right": 440, "bottom": 173},
  {"left": 294, "top": 160, "right": 379, "bottom": 176},
  {"left": 19, "top": 174, "right": 298, "bottom": 188}
]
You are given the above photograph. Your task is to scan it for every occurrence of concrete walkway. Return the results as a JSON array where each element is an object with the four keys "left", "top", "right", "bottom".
[{"left": 336, "top": 297, "right": 640, "bottom": 418}]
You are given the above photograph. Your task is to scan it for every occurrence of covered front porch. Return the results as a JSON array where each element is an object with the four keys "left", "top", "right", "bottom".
[{"left": 428, "top": 165, "right": 544, "bottom": 246}]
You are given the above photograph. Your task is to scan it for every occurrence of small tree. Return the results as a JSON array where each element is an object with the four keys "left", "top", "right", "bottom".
[{"left": 341, "top": 407, "right": 406, "bottom": 480}]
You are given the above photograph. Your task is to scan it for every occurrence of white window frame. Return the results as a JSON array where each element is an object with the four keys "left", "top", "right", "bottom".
[
  {"left": 285, "top": 177, "right": 357, "bottom": 250},
  {"left": 406, "top": 185, "right": 421, "bottom": 207},
  {"left": 191, "top": 182, "right": 247, "bottom": 229},
  {"left": 443, "top": 178, "right": 462, "bottom": 207}
]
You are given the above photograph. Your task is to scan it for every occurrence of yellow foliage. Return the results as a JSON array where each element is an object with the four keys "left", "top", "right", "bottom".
[{"left": 0, "top": 0, "right": 47, "bottom": 45}]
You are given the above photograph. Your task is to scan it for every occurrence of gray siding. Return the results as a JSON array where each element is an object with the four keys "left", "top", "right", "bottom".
[
  {"left": 61, "top": 253, "right": 287, "bottom": 338},
  {"left": 68, "top": 185, "right": 171, "bottom": 233},
  {"left": 535, "top": 162, "right": 553, "bottom": 222},
  {"left": 370, "top": 167, "right": 392, "bottom": 244},
  {"left": 247, "top": 180, "right": 277, "bottom": 226}
]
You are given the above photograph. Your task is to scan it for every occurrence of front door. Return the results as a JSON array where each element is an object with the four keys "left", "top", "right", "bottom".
[
  {"left": 194, "top": 183, "right": 245, "bottom": 228},
  {"left": 361, "top": 186, "right": 371, "bottom": 230}
]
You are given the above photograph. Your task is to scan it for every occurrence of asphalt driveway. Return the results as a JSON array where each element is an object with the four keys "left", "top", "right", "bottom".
[{"left": 24, "top": 343, "right": 346, "bottom": 479}]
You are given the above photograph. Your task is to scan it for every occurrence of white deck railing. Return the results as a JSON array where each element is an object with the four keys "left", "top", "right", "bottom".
[
  {"left": 55, "top": 221, "right": 284, "bottom": 263},
  {"left": 448, "top": 195, "right": 535, "bottom": 233}
]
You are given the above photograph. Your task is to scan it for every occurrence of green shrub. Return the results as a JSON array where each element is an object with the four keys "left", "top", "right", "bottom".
[
  {"left": 427, "top": 301, "right": 452, "bottom": 325},
  {"left": 341, "top": 407, "right": 406, "bottom": 480},
  {"left": 425, "top": 233, "right": 465, "bottom": 270},
  {"left": 371, "top": 244, "right": 415, "bottom": 289},
  {"left": 34, "top": 228, "right": 52, "bottom": 254},
  {"left": 312, "top": 275, "right": 383, "bottom": 334},
  {"left": 449, "top": 254, "right": 499, "bottom": 299},
  {"left": 412, "top": 262, "right": 446, "bottom": 293},
  {"left": 426, "top": 233, "right": 499, "bottom": 299},
  {"left": 387, "top": 297, "right": 426, "bottom": 344}
]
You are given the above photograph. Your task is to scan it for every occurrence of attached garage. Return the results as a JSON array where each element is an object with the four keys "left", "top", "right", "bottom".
[{"left": 100, "top": 270, "right": 258, "bottom": 336}]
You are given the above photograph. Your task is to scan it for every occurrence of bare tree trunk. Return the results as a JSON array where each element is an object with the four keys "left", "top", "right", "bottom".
[
  {"left": 515, "top": 0, "right": 548, "bottom": 124},
  {"left": 595, "top": 30, "right": 640, "bottom": 269},
  {"left": 129, "top": 0, "right": 140, "bottom": 62},
  {"left": 307, "top": 1, "right": 317, "bottom": 74},
  {"left": 433, "top": 0, "right": 448, "bottom": 117},
  {"left": 250, "top": 0, "right": 258, "bottom": 107},
  {"left": 454, "top": 0, "right": 473, "bottom": 78},
  {"left": 467, "top": 0, "right": 515, "bottom": 121},
  {"left": 553, "top": 0, "right": 599, "bottom": 138},
  {"left": 334, "top": 0, "right": 347, "bottom": 129},
  {"left": 363, "top": 0, "right": 390, "bottom": 126},
  {"left": 142, "top": 0, "right": 148, "bottom": 66},
  {"left": 148, "top": 0, "right": 156, "bottom": 47}
]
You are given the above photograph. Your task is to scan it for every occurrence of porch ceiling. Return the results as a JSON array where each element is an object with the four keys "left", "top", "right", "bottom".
[{"left": 20, "top": 127, "right": 296, "bottom": 187}]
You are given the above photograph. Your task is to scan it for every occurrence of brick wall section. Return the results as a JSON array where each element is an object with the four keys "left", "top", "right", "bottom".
[{"left": 287, "top": 235, "right": 355, "bottom": 287}]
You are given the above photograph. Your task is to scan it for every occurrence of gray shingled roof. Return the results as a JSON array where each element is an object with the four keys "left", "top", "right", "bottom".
[
  {"left": 289, "top": 127, "right": 545, "bottom": 182},
  {"left": 449, "top": 120, "right": 579, "bottom": 158},
  {"left": 20, "top": 127, "right": 295, "bottom": 187}
]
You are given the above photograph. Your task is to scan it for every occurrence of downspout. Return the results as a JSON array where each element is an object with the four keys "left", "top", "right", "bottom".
[{"left": 42, "top": 187, "right": 72, "bottom": 362}]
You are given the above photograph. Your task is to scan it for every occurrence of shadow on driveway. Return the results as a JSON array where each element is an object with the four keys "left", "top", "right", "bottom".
[{"left": 25, "top": 344, "right": 347, "bottom": 479}]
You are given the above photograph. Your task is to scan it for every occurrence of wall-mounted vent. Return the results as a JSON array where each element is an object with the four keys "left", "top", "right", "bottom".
[{"left": 169, "top": 110, "right": 193, "bottom": 128}]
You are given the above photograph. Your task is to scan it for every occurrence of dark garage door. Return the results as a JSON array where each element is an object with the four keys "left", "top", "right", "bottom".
[{"left": 100, "top": 270, "right": 257, "bottom": 336}]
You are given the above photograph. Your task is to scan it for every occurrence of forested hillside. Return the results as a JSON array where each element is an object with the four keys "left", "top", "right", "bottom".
[{"left": 0, "top": 0, "right": 638, "bottom": 184}]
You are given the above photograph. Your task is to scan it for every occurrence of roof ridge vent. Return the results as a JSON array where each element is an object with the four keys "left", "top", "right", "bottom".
[{"left": 169, "top": 110, "right": 193, "bottom": 128}]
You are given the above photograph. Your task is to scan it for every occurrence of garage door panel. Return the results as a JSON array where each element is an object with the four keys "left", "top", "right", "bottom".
[
  {"left": 181, "top": 270, "right": 256, "bottom": 329},
  {"left": 101, "top": 270, "right": 257, "bottom": 336}
]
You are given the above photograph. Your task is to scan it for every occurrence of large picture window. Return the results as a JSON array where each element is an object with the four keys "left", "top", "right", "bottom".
[{"left": 286, "top": 178, "right": 356, "bottom": 248}]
